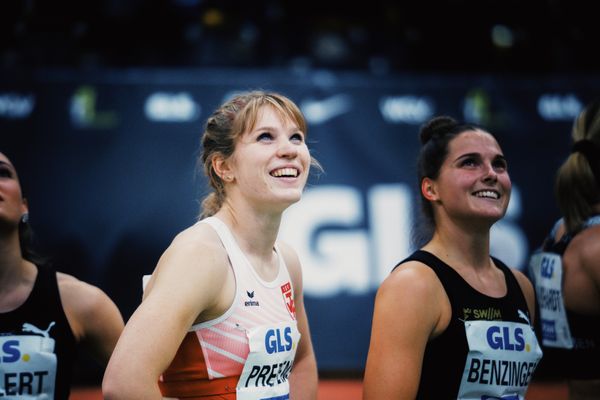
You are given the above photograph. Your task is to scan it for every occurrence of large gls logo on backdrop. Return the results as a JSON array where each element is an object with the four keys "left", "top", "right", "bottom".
[{"left": 280, "top": 184, "right": 527, "bottom": 297}]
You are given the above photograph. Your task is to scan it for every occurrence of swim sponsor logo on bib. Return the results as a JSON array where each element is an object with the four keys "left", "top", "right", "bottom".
[
  {"left": 458, "top": 320, "right": 542, "bottom": 400},
  {"left": 236, "top": 321, "right": 300, "bottom": 400}
]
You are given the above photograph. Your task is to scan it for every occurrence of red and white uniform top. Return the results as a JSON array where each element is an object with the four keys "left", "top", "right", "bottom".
[{"left": 157, "top": 216, "right": 300, "bottom": 400}]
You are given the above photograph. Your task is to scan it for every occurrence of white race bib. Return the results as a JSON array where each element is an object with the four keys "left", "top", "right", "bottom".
[
  {"left": 458, "top": 320, "right": 542, "bottom": 400},
  {"left": 236, "top": 321, "right": 300, "bottom": 400},
  {"left": 0, "top": 335, "right": 57, "bottom": 399},
  {"left": 529, "top": 252, "right": 574, "bottom": 348}
]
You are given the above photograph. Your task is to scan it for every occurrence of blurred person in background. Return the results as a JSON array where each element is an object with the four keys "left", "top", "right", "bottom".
[
  {"left": 529, "top": 100, "right": 600, "bottom": 399},
  {"left": 103, "top": 91, "right": 318, "bottom": 399},
  {"left": 0, "top": 151, "right": 124, "bottom": 399},
  {"left": 363, "top": 116, "right": 542, "bottom": 399}
]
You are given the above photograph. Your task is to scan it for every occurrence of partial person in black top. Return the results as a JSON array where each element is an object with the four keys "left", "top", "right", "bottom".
[
  {"left": 363, "top": 116, "right": 542, "bottom": 399},
  {"left": 0, "top": 151, "right": 124, "bottom": 399},
  {"left": 529, "top": 101, "right": 600, "bottom": 399}
]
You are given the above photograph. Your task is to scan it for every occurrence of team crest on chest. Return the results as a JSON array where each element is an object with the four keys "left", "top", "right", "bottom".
[{"left": 280, "top": 282, "right": 296, "bottom": 320}]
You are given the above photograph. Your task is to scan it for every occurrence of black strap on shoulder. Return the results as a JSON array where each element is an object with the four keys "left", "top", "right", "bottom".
[{"left": 393, "top": 249, "right": 437, "bottom": 272}]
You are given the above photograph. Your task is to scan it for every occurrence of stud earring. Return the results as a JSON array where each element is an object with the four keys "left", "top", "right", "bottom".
[{"left": 20, "top": 213, "right": 29, "bottom": 224}]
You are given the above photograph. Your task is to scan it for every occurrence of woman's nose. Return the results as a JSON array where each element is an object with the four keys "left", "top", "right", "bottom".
[
  {"left": 277, "top": 138, "right": 298, "bottom": 158},
  {"left": 482, "top": 162, "right": 498, "bottom": 182}
]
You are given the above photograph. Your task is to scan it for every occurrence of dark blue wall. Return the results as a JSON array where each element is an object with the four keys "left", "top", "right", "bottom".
[{"left": 2, "top": 68, "right": 598, "bottom": 380}]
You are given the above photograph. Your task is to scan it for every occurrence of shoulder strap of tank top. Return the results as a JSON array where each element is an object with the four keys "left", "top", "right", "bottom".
[
  {"left": 396, "top": 249, "right": 436, "bottom": 268},
  {"left": 549, "top": 218, "right": 563, "bottom": 238},
  {"left": 584, "top": 214, "right": 600, "bottom": 228},
  {"left": 6, "top": 263, "right": 60, "bottom": 318},
  {"left": 546, "top": 215, "right": 600, "bottom": 255},
  {"left": 543, "top": 218, "right": 569, "bottom": 253},
  {"left": 490, "top": 257, "right": 518, "bottom": 292},
  {"left": 491, "top": 256, "right": 529, "bottom": 317},
  {"left": 200, "top": 216, "right": 249, "bottom": 273},
  {"left": 273, "top": 243, "right": 287, "bottom": 274},
  {"left": 30, "top": 263, "right": 77, "bottom": 341},
  {"left": 10, "top": 263, "right": 46, "bottom": 313},
  {"left": 32, "top": 263, "right": 60, "bottom": 304},
  {"left": 393, "top": 250, "right": 452, "bottom": 280},
  {"left": 272, "top": 243, "right": 293, "bottom": 286}
]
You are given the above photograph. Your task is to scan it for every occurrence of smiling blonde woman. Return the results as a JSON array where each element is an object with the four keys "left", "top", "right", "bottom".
[{"left": 103, "top": 91, "right": 319, "bottom": 400}]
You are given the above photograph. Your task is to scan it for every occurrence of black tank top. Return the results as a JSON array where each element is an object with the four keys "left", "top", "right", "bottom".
[
  {"left": 0, "top": 264, "right": 77, "bottom": 399},
  {"left": 396, "top": 250, "right": 535, "bottom": 399},
  {"left": 534, "top": 216, "right": 600, "bottom": 379}
]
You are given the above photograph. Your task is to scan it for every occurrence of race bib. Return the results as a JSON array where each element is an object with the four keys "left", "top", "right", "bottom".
[
  {"left": 458, "top": 320, "right": 542, "bottom": 400},
  {"left": 236, "top": 321, "right": 300, "bottom": 400},
  {"left": 529, "top": 252, "right": 573, "bottom": 348},
  {"left": 0, "top": 335, "right": 57, "bottom": 399}
]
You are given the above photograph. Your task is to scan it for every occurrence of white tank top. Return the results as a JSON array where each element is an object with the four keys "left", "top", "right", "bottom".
[{"left": 157, "top": 216, "right": 300, "bottom": 399}]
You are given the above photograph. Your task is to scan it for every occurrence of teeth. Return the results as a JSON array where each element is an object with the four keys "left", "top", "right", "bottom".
[
  {"left": 474, "top": 190, "right": 499, "bottom": 199},
  {"left": 271, "top": 168, "right": 298, "bottom": 177}
]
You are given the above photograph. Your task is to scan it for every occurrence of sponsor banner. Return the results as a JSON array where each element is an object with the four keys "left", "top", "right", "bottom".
[{"left": 2, "top": 69, "right": 600, "bottom": 371}]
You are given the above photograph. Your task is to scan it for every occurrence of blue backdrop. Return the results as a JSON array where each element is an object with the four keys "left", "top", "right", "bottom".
[{"left": 2, "top": 68, "right": 599, "bottom": 379}]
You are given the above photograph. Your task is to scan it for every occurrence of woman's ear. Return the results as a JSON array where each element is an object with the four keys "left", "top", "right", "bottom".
[
  {"left": 212, "top": 155, "right": 234, "bottom": 183},
  {"left": 421, "top": 177, "right": 438, "bottom": 201},
  {"left": 21, "top": 197, "right": 29, "bottom": 216}
]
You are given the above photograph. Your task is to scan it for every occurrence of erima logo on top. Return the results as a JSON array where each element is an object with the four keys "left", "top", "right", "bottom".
[{"left": 245, "top": 290, "right": 259, "bottom": 307}]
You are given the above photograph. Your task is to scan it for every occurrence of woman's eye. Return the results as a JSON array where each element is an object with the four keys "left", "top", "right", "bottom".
[
  {"left": 257, "top": 132, "right": 273, "bottom": 141},
  {"left": 0, "top": 167, "right": 13, "bottom": 178},
  {"left": 493, "top": 159, "right": 508, "bottom": 171},
  {"left": 460, "top": 158, "right": 477, "bottom": 167},
  {"left": 290, "top": 133, "right": 304, "bottom": 143}
]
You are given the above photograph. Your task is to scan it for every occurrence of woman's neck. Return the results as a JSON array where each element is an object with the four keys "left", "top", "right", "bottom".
[
  {"left": 0, "top": 232, "right": 24, "bottom": 268},
  {"left": 424, "top": 219, "right": 492, "bottom": 271},
  {"left": 0, "top": 234, "right": 34, "bottom": 292},
  {"left": 214, "top": 202, "right": 282, "bottom": 260}
]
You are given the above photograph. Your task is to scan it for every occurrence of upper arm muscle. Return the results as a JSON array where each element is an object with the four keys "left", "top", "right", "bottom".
[{"left": 363, "top": 263, "right": 444, "bottom": 399}]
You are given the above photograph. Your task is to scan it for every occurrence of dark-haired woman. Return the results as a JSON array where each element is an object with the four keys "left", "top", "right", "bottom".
[
  {"left": 363, "top": 116, "right": 542, "bottom": 399},
  {"left": 0, "top": 151, "right": 124, "bottom": 399}
]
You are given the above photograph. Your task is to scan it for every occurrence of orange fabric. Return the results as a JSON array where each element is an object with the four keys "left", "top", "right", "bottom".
[
  {"left": 159, "top": 333, "right": 238, "bottom": 398},
  {"left": 161, "top": 332, "right": 209, "bottom": 382}
]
